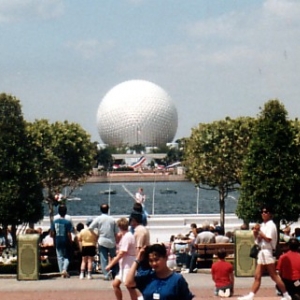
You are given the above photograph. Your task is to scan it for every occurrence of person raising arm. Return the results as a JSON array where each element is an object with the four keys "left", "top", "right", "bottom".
[{"left": 125, "top": 243, "right": 194, "bottom": 300}]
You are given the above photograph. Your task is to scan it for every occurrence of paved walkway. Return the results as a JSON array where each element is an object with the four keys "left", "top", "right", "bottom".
[{"left": 0, "top": 272, "right": 284, "bottom": 299}]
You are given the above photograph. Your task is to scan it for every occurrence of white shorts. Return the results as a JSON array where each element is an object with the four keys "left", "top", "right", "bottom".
[
  {"left": 115, "top": 268, "right": 131, "bottom": 283},
  {"left": 257, "top": 249, "right": 275, "bottom": 265}
]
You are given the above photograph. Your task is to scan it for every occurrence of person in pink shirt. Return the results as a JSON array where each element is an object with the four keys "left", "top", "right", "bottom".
[{"left": 106, "top": 217, "right": 137, "bottom": 300}]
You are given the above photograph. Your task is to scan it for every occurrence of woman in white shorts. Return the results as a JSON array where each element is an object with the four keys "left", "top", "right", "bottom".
[{"left": 238, "top": 206, "right": 291, "bottom": 300}]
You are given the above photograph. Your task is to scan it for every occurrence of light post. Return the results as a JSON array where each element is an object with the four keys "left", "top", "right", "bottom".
[{"left": 196, "top": 185, "right": 200, "bottom": 214}]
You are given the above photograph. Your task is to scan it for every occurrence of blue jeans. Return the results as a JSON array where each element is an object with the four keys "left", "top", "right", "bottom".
[
  {"left": 55, "top": 246, "right": 70, "bottom": 273},
  {"left": 98, "top": 245, "right": 118, "bottom": 278}
]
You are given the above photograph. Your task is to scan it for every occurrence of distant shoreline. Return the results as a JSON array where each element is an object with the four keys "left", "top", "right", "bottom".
[{"left": 86, "top": 172, "right": 188, "bottom": 183}]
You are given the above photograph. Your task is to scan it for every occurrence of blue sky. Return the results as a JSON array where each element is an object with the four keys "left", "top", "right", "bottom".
[{"left": 1, "top": 0, "right": 300, "bottom": 142}]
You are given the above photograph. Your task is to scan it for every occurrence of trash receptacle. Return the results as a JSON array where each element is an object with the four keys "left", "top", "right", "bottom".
[
  {"left": 17, "top": 234, "right": 40, "bottom": 280},
  {"left": 235, "top": 230, "right": 256, "bottom": 277}
]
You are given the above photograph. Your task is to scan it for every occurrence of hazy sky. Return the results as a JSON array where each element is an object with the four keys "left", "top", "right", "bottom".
[{"left": 1, "top": 0, "right": 300, "bottom": 142}]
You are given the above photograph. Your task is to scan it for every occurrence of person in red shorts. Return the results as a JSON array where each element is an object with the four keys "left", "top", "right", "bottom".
[
  {"left": 211, "top": 248, "right": 234, "bottom": 297},
  {"left": 277, "top": 238, "right": 300, "bottom": 300}
]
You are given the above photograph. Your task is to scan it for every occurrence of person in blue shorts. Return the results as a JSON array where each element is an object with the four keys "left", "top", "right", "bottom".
[{"left": 125, "top": 243, "right": 194, "bottom": 300}]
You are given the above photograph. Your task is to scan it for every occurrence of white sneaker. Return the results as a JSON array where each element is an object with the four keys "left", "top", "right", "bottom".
[
  {"left": 238, "top": 295, "right": 254, "bottom": 300},
  {"left": 224, "top": 288, "right": 230, "bottom": 298},
  {"left": 79, "top": 273, "right": 84, "bottom": 280},
  {"left": 281, "top": 296, "right": 292, "bottom": 300},
  {"left": 87, "top": 274, "right": 93, "bottom": 280},
  {"left": 218, "top": 290, "right": 225, "bottom": 297}
]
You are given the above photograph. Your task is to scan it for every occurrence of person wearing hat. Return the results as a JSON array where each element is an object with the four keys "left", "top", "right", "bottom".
[
  {"left": 277, "top": 238, "right": 300, "bottom": 299},
  {"left": 77, "top": 217, "right": 98, "bottom": 279}
]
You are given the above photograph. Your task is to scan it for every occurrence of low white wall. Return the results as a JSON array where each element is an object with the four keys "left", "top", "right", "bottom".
[{"left": 35, "top": 213, "right": 248, "bottom": 244}]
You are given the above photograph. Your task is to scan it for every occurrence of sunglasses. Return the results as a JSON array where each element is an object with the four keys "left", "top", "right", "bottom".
[{"left": 261, "top": 210, "right": 269, "bottom": 214}]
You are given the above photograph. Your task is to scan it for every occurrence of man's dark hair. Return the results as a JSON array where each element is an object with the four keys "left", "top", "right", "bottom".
[
  {"left": 146, "top": 243, "right": 167, "bottom": 257},
  {"left": 58, "top": 205, "right": 67, "bottom": 217},
  {"left": 215, "top": 226, "right": 225, "bottom": 235},
  {"left": 217, "top": 248, "right": 227, "bottom": 259},
  {"left": 130, "top": 212, "right": 143, "bottom": 224},
  {"left": 190, "top": 223, "right": 197, "bottom": 229},
  {"left": 100, "top": 203, "right": 109, "bottom": 214},
  {"left": 260, "top": 204, "right": 273, "bottom": 214},
  {"left": 288, "top": 238, "right": 299, "bottom": 252},
  {"left": 133, "top": 202, "right": 143, "bottom": 213},
  {"left": 76, "top": 222, "right": 84, "bottom": 232}
]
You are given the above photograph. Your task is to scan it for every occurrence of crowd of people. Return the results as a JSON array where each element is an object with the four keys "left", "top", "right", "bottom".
[
  {"left": 48, "top": 187, "right": 194, "bottom": 300},
  {"left": 167, "top": 220, "right": 234, "bottom": 274},
  {"left": 165, "top": 205, "right": 300, "bottom": 300},
  {"left": 3, "top": 188, "right": 300, "bottom": 300}
]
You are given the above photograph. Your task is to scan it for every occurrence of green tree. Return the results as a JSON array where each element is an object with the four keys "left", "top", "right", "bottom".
[
  {"left": 236, "top": 100, "right": 300, "bottom": 226},
  {"left": 131, "top": 144, "right": 145, "bottom": 154},
  {"left": 164, "top": 139, "right": 186, "bottom": 165},
  {"left": 184, "top": 117, "right": 254, "bottom": 227},
  {"left": 26, "top": 120, "right": 95, "bottom": 221},
  {"left": 0, "top": 94, "right": 44, "bottom": 246},
  {"left": 96, "top": 147, "right": 114, "bottom": 170}
]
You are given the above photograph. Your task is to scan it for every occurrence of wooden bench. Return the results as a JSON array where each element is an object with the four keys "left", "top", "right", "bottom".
[
  {"left": 194, "top": 242, "right": 291, "bottom": 268},
  {"left": 196, "top": 243, "right": 235, "bottom": 256},
  {"left": 40, "top": 245, "right": 57, "bottom": 265},
  {"left": 195, "top": 243, "right": 235, "bottom": 268}
]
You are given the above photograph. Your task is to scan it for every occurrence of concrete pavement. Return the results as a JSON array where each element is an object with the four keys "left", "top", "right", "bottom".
[{"left": 0, "top": 272, "right": 284, "bottom": 299}]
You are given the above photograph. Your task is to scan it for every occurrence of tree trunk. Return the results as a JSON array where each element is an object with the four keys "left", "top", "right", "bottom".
[
  {"left": 49, "top": 201, "right": 54, "bottom": 224},
  {"left": 11, "top": 224, "right": 17, "bottom": 248}
]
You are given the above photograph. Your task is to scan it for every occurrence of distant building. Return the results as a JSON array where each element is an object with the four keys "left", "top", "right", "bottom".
[
  {"left": 166, "top": 142, "right": 178, "bottom": 149},
  {"left": 97, "top": 143, "right": 108, "bottom": 150}
]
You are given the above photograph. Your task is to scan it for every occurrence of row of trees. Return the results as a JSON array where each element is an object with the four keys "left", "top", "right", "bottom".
[
  {"left": 184, "top": 100, "right": 300, "bottom": 229},
  {"left": 2, "top": 92, "right": 300, "bottom": 242},
  {"left": 0, "top": 93, "right": 96, "bottom": 246}
]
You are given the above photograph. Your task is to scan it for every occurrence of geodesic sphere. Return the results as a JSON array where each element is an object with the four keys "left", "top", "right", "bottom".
[{"left": 97, "top": 80, "right": 178, "bottom": 147}]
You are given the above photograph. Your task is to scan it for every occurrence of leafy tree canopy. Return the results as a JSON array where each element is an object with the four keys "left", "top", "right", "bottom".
[
  {"left": 96, "top": 147, "right": 114, "bottom": 170},
  {"left": 183, "top": 117, "right": 255, "bottom": 227},
  {"left": 0, "top": 93, "right": 44, "bottom": 245},
  {"left": 26, "top": 119, "right": 95, "bottom": 220},
  {"left": 236, "top": 100, "right": 300, "bottom": 225}
]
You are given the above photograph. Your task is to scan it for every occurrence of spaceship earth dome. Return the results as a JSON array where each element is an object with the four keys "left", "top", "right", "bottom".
[{"left": 97, "top": 80, "right": 178, "bottom": 147}]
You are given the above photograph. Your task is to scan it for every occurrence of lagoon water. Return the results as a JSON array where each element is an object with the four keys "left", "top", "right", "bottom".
[{"left": 56, "top": 181, "right": 239, "bottom": 217}]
